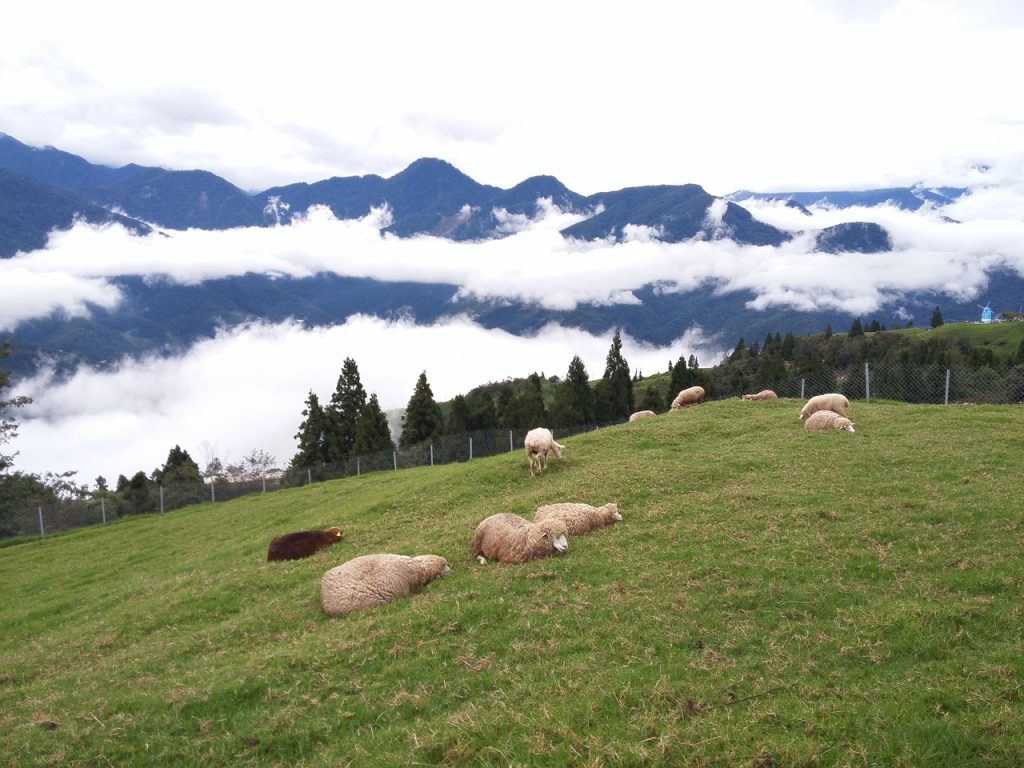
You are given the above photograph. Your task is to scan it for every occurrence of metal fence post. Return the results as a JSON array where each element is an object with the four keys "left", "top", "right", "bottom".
[
  {"left": 393, "top": 451, "right": 398, "bottom": 471},
  {"left": 865, "top": 362, "right": 871, "bottom": 402},
  {"left": 210, "top": 481, "right": 216, "bottom": 502},
  {"left": 262, "top": 475, "right": 266, "bottom": 494},
  {"left": 101, "top": 497, "right": 106, "bottom": 524},
  {"left": 430, "top": 443, "right": 434, "bottom": 466},
  {"left": 38, "top": 507, "right": 44, "bottom": 539},
  {"left": 357, "top": 457, "right": 361, "bottom": 477},
  {"left": 509, "top": 430, "right": 513, "bottom": 453},
  {"left": 308, "top": 468, "right": 312, "bottom": 485},
  {"left": 800, "top": 378, "right": 805, "bottom": 399},
  {"left": 469, "top": 437, "right": 473, "bottom": 461},
  {"left": 945, "top": 368, "right": 951, "bottom": 405},
  {"left": 159, "top": 484, "right": 165, "bottom": 514}
]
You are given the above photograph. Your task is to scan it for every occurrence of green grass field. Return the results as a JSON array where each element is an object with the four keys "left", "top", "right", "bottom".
[{"left": 2, "top": 399, "right": 1023, "bottom": 767}]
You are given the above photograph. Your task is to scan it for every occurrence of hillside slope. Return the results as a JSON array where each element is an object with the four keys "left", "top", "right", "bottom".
[{"left": 2, "top": 400, "right": 1023, "bottom": 766}]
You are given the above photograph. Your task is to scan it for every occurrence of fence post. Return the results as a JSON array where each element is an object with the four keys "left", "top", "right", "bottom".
[
  {"left": 800, "top": 378, "right": 805, "bottom": 399},
  {"left": 101, "top": 497, "right": 106, "bottom": 525},
  {"left": 865, "top": 362, "right": 871, "bottom": 402},
  {"left": 308, "top": 468, "right": 312, "bottom": 485},
  {"left": 393, "top": 451, "right": 398, "bottom": 471},
  {"left": 945, "top": 368, "right": 951, "bottom": 405},
  {"left": 357, "top": 457, "right": 361, "bottom": 477},
  {"left": 430, "top": 443, "right": 434, "bottom": 466},
  {"left": 469, "top": 437, "right": 473, "bottom": 461},
  {"left": 509, "top": 430, "right": 513, "bottom": 453},
  {"left": 159, "top": 484, "right": 165, "bottom": 514},
  {"left": 262, "top": 475, "right": 266, "bottom": 494},
  {"left": 38, "top": 506, "right": 44, "bottom": 539},
  {"left": 210, "top": 480, "right": 216, "bottom": 503}
]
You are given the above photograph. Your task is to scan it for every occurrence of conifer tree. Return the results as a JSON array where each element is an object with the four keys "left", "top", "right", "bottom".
[
  {"left": 291, "top": 391, "right": 327, "bottom": 468},
  {"left": 496, "top": 383, "right": 520, "bottom": 429},
  {"left": 848, "top": 318, "right": 864, "bottom": 337},
  {"left": 596, "top": 330, "right": 633, "bottom": 421},
  {"left": 352, "top": 393, "right": 395, "bottom": 455},
  {"left": 931, "top": 306, "right": 944, "bottom": 328},
  {"left": 324, "top": 358, "right": 367, "bottom": 464},
  {"left": 400, "top": 371, "right": 444, "bottom": 447},
  {"left": 566, "top": 355, "right": 596, "bottom": 424},
  {"left": 468, "top": 391, "right": 499, "bottom": 430},
  {"left": 548, "top": 379, "right": 583, "bottom": 428},
  {"left": 446, "top": 394, "right": 472, "bottom": 434},
  {"left": 517, "top": 373, "right": 547, "bottom": 427}
]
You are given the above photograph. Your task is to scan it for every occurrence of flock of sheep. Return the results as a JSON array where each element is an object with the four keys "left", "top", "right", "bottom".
[{"left": 265, "top": 386, "right": 855, "bottom": 617}]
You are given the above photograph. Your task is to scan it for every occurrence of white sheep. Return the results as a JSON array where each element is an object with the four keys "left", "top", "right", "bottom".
[
  {"left": 741, "top": 389, "right": 778, "bottom": 401},
  {"left": 320, "top": 553, "right": 450, "bottom": 617},
  {"left": 534, "top": 502, "right": 622, "bottom": 535},
  {"left": 803, "top": 409, "right": 856, "bottom": 433},
  {"left": 472, "top": 513, "right": 569, "bottom": 564},
  {"left": 629, "top": 410, "right": 657, "bottom": 421},
  {"left": 523, "top": 427, "right": 565, "bottom": 476},
  {"left": 670, "top": 385, "right": 706, "bottom": 409},
  {"left": 799, "top": 393, "right": 850, "bottom": 420}
]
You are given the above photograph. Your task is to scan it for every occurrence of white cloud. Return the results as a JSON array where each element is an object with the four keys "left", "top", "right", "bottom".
[{"left": 10, "top": 316, "right": 719, "bottom": 485}]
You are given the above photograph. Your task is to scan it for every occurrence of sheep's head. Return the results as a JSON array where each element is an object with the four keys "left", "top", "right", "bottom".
[
  {"left": 536, "top": 519, "right": 569, "bottom": 554},
  {"left": 414, "top": 555, "right": 451, "bottom": 579},
  {"left": 837, "top": 419, "right": 856, "bottom": 433},
  {"left": 551, "top": 442, "right": 565, "bottom": 459},
  {"left": 605, "top": 503, "right": 623, "bottom": 522}
]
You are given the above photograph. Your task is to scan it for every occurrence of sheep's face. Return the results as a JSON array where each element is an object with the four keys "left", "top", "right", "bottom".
[
  {"left": 551, "top": 443, "right": 564, "bottom": 459},
  {"left": 551, "top": 533, "right": 569, "bottom": 553},
  {"left": 839, "top": 420, "right": 856, "bottom": 433},
  {"left": 538, "top": 520, "right": 569, "bottom": 554}
]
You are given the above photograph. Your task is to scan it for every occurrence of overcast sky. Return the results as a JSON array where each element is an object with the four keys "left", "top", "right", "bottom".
[
  {"left": 3, "top": 0, "right": 1023, "bottom": 196},
  {"left": 4, "top": 0, "right": 1024, "bottom": 486}
]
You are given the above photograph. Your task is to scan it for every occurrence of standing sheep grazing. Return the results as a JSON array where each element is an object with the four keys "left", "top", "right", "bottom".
[
  {"left": 799, "top": 393, "right": 850, "bottom": 421},
  {"left": 534, "top": 502, "right": 622, "bottom": 535},
  {"left": 804, "top": 409, "right": 856, "bottom": 432},
  {"left": 629, "top": 410, "right": 657, "bottom": 421},
  {"left": 524, "top": 427, "right": 565, "bottom": 477},
  {"left": 670, "top": 385, "right": 706, "bottom": 409},
  {"left": 267, "top": 526, "right": 343, "bottom": 562},
  {"left": 741, "top": 389, "right": 778, "bottom": 401},
  {"left": 320, "top": 554, "right": 450, "bottom": 617},
  {"left": 472, "top": 513, "right": 569, "bottom": 564}
]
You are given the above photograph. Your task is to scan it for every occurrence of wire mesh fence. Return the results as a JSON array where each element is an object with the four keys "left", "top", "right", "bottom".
[{"left": 4, "top": 360, "right": 1023, "bottom": 541}]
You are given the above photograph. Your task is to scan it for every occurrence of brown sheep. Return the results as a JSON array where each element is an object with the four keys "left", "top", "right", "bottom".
[
  {"left": 804, "top": 409, "right": 856, "bottom": 432},
  {"left": 534, "top": 502, "right": 622, "bottom": 535},
  {"left": 320, "top": 554, "right": 450, "bottom": 617},
  {"left": 670, "top": 385, "right": 706, "bottom": 409},
  {"left": 799, "top": 393, "right": 850, "bottom": 421},
  {"left": 267, "top": 526, "right": 343, "bottom": 562},
  {"left": 472, "top": 513, "right": 569, "bottom": 564},
  {"left": 741, "top": 389, "right": 778, "bottom": 400}
]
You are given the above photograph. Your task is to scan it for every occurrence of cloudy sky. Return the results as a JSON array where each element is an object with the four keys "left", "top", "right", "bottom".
[{"left": 3, "top": 0, "right": 1024, "bottom": 486}]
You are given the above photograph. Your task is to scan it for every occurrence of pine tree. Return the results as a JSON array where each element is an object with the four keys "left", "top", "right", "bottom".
[
  {"left": 597, "top": 330, "right": 634, "bottom": 421},
  {"left": 670, "top": 355, "right": 694, "bottom": 395},
  {"left": 291, "top": 391, "right": 327, "bottom": 468},
  {"left": 468, "top": 391, "right": 499, "bottom": 430},
  {"left": 566, "top": 355, "right": 596, "bottom": 425},
  {"left": 324, "top": 358, "right": 367, "bottom": 464},
  {"left": 548, "top": 379, "right": 584, "bottom": 428},
  {"left": 446, "top": 394, "right": 472, "bottom": 434},
  {"left": 400, "top": 372, "right": 444, "bottom": 447},
  {"left": 352, "top": 394, "right": 395, "bottom": 455},
  {"left": 496, "top": 383, "right": 520, "bottom": 429},
  {"left": 517, "top": 373, "right": 547, "bottom": 427},
  {"left": 931, "top": 306, "right": 944, "bottom": 328},
  {"left": 848, "top": 318, "right": 864, "bottom": 337}
]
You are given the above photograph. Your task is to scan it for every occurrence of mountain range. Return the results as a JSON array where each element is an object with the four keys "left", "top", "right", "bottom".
[{"left": 1, "top": 131, "right": 1014, "bottom": 382}]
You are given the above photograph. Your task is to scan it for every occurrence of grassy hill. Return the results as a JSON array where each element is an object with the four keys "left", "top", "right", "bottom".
[{"left": 2, "top": 399, "right": 1024, "bottom": 766}]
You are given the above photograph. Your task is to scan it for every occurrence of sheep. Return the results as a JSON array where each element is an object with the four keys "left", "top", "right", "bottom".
[
  {"left": 741, "top": 389, "right": 778, "bottom": 401},
  {"left": 320, "top": 553, "right": 450, "bottom": 617},
  {"left": 629, "top": 410, "right": 657, "bottom": 421},
  {"left": 799, "top": 393, "right": 850, "bottom": 421},
  {"left": 267, "top": 526, "right": 343, "bottom": 562},
  {"left": 472, "top": 513, "right": 569, "bottom": 564},
  {"left": 524, "top": 427, "right": 565, "bottom": 476},
  {"left": 804, "top": 409, "right": 856, "bottom": 432},
  {"left": 670, "top": 385, "right": 706, "bottom": 409},
  {"left": 534, "top": 502, "right": 622, "bottom": 535}
]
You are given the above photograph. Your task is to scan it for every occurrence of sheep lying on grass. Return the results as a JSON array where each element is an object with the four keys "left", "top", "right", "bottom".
[
  {"left": 267, "top": 527, "right": 343, "bottom": 561},
  {"left": 629, "top": 410, "right": 656, "bottom": 421},
  {"left": 524, "top": 427, "right": 565, "bottom": 476},
  {"left": 800, "top": 393, "right": 849, "bottom": 420},
  {"left": 320, "top": 554, "right": 450, "bottom": 617},
  {"left": 534, "top": 502, "right": 622, "bottom": 535},
  {"left": 472, "top": 513, "right": 569, "bottom": 564},
  {"left": 670, "top": 386, "right": 706, "bottom": 409},
  {"left": 804, "top": 409, "right": 856, "bottom": 432},
  {"left": 741, "top": 389, "right": 778, "bottom": 401}
]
